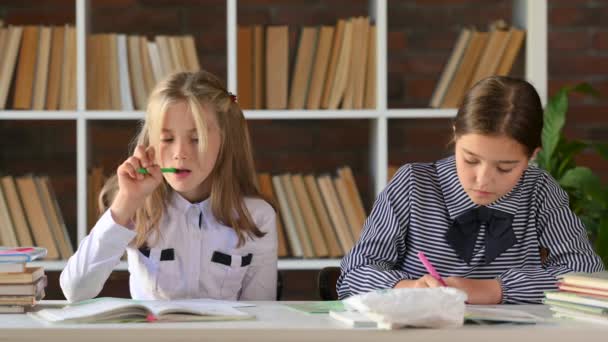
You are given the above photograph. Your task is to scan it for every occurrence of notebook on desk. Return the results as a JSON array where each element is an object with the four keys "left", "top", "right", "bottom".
[{"left": 33, "top": 297, "right": 255, "bottom": 323}]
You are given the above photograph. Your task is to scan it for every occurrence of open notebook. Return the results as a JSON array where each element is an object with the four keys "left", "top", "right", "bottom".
[{"left": 33, "top": 297, "right": 254, "bottom": 323}]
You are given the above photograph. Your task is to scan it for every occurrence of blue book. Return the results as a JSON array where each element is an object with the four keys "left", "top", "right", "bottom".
[{"left": 0, "top": 247, "right": 47, "bottom": 263}]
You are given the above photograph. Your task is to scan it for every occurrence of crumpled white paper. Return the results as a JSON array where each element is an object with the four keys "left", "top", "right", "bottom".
[{"left": 343, "top": 287, "right": 468, "bottom": 329}]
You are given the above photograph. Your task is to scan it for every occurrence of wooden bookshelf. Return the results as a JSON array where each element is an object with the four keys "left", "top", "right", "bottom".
[{"left": 0, "top": 0, "right": 547, "bottom": 271}]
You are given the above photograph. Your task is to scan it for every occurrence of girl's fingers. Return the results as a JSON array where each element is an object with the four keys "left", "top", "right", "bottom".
[
  {"left": 145, "top": 146, "right": 156, "bottom": 165},
  {"left": 125, "top": 156, "right": 144, "bottom": 180},
  {"left": 134, "top": 145, "right": 149, "bottom": 168},
  {"left": 422, "top": 274, "right": 442, "bottom": 288}
]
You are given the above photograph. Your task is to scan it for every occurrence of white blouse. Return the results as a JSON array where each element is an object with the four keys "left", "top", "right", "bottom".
[{"left": 60, "top": 192, "right": 278, "bottom": 303}]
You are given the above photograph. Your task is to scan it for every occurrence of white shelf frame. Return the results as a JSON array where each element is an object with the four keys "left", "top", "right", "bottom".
[{"left": 0, "top": 0, "right": 547, "bottom": 271}]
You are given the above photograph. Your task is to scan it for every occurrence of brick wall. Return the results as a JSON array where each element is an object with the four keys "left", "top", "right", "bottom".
[{"left": 1, "top": 0, "right": 607, "bottom": 247}]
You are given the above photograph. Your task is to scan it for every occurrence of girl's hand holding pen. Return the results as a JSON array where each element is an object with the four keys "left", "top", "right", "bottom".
[{"left": 110, "top": 145, "right": 163, "bottom": 226}]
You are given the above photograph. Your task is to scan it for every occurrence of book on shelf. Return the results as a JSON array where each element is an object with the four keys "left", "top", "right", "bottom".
[
  {"left": 0, "top": 274, "right": 46, "bottom": 296},
  {"left": 544, "top": 291, "right": 608, "bottom": 309},
  {"left": 0, "top": 262, "right": 26, "bottom": 273},
  {"left": 252, "top": 25, "right": 264, "bottom": 109},
  {"left": 434, "top": 20, "right": 525, "bottom": 108},
  {"left": 237, "top": 26, "right": 254, "bottom": 109},
  {"left": 303, "top": 174, "right": 342, "bottom": 258},
  {"left": 34, "top": 297, "right": 254, "bottom": 323},
  {"left": 257, "top": 173, "right": 289, "bottom": 257},
  {"left": 35, "top": 176, "right": 74, "bottom": 259},
  {"left": 441, "top": 30, "right": 488, "bottom": 108},
  {"left": 45, "top": 25, "right": 65, "bottom": 110},
  {"left": 468, "top": 22, "right": 510, "bottom": 87},
  {"left": 364, "top": 24, "right": 377, "bottom": 109},
  {"left": 429, "top": 28, "right": 472, "bottom": 108},
  {"left": 291, "top": 174, "right": 329, "bottom": 257},
  {"left": 272, "top": 174, "right": 304, "bottom": 258},
  {"left": 496, "top": 27, "right": 526, "bottom": 76},
  {"left": 13, "top": 25, "right": 38, "bottom": 110},
  {"left": 0, "top": 247, "right": 47, "bottom": 263},
  {"left": 306, "top": 25, "right": 334, "bottom": 110},
  {"left": 0, "top": 292, "right": 44, "bottom": 306},
  {"left": 281, "top": 174, "right": 315, "bottom": 258},
  {"left": 0, "top": 305, "right": 25, "bottom": 313},
  {"left": 326, "top": 19, "right": 353, "bottom": 110},
  {"left": 321, "top": 19, "right": 345, "bottom": 109},
  {"left": 558, "top": 271, "right": 608, "bottom": 291},
  {"left": 0, "top": 26, "right": 23, "bottom": 109},
  {"left": 0, "top": 266, "right": 44, "bottom": 284},
  {"left": 265, "top": 25, "right": 289, "bottom": 109},
  {"left": 317, "top": 175, "right": 354, "bottom": 255},
  {"left": 558, "top": 283, "right": 608, "bottom": 297},
  {"left": 289, "top": 26, "right": 318, "bottom": 110},
  {"left": 31, "top": 26, "right": 52, "bottom": 110},
  {"left": 1, "top": 176, "right": 34, "bottom": 247},
  {"left": 16, "top": 176, "right": 60, "bottom": 259},
  {"left": 0, "top": 182, "right": 19, "bottom": 247}
]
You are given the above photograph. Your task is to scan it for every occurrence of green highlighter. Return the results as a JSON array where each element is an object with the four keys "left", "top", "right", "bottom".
[{"left": 137, "top": 167, "right": 179, "bottom": 174}]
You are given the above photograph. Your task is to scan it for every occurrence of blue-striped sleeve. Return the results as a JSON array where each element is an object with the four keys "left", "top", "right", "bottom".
[
  {"left": 337, "top": 165, "right": 413, "bottom": 299},
  {"left": 498, "top": 172, "right": 605, "bottom": 304}
]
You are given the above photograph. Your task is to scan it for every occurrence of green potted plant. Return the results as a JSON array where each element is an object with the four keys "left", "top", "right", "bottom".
[{"left": 536, "top": 83, "right": 608, "bottom": 267}]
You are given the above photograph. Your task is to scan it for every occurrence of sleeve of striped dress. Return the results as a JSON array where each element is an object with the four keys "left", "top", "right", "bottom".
[
  {"left": 498, "top": 172, "right": 605, "bottom": 304},
  {"left": 337, "top": 165, "right": 414, "bottom": 299}
]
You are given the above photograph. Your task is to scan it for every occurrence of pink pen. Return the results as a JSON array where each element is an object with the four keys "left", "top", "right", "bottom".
[{"left": 417, "top": 251, "right": 447, "bottom": 286}]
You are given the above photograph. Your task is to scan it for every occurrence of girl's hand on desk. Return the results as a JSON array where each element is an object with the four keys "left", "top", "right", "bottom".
[
  {"left": 111, "top": 145, "right": 163, "bottom": 226},
  {"left": 394, "top": 274, "right": 444, "bottom": 289},
  {"left": 444, "top": 277, "right": 502, "bottom": 305}
]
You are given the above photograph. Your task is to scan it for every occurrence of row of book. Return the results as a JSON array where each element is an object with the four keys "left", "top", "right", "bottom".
[
  {"left": 0, "top": 247, "right": 48, "bottom": 313},
  {"left": 544, "top": 271, "right": 608, "bottom": 324},
  {"left": 430, "top": 20, "right": 526, "bottom": 108},
  {"left": 238, "top": 16, "right": 376, "bottom": 110},
  {"left": 0, "top": 175, "right": 73, "bottom": 261},
  {"left": 87, "top": 33, "right": 200, "bottom": 110},
  {"left": 0, "top": 24, "right": 77, "bottom": 110},
  {"left": 259, "top": 167, "right": 367, "bottom": 258}
]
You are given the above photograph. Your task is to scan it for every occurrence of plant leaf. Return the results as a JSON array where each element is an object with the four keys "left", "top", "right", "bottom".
[
  {"left": 541, "top": 89, "right": 568, "bottom": 167},
  {"left": 539, "top": 83, "right": 598, "bottom": 168},
  {"left": 592, "top": 142, "right": 608, "bottom": 160},
  {"left": 559, "top": 167, "right": 606, "bottom": 203}
]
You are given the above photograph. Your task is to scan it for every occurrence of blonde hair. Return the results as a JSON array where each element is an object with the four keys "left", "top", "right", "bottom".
[
  {"left": 125, "top": 70, "right": 265, "bottom": 248},
  {"left": 98, "top": 174, "right": 119, "bottom": 215}
]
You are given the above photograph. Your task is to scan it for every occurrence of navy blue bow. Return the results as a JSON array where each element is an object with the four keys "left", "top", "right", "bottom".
[{"left": 445, "top": 206, "right": 517, "bottom": 264}]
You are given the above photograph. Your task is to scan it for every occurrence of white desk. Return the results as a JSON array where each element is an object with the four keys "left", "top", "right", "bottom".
[{"left": 1, "top": 302, "right": 606, "bottom": 342}]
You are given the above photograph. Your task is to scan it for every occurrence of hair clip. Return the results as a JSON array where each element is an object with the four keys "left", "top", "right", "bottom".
[{"left": 228, "top": 92, "right": 238, "bottom": 103}]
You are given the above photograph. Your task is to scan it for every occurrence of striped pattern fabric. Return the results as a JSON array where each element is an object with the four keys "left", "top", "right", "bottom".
[{"left": 337, "top": 156, "right": 604, "bottom": 303}]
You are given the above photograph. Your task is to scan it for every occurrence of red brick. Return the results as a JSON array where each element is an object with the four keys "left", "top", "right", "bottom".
[
  {"left": 0, "top": 0, "right": 73, "bottom": 7},
  {"left": 568, "top": 105, "right": 608, "bottom": 124},
  {"left": 404, "top": 78, "right": 437, "bottom": 102},
  {"left": 387, "top": 31, "right": 408, "bottom": 51},
  {"left": 592, "top": 30, "right": 608, "bottom": 50},
  {"left": 549, "top": 30, "right": 591, "bottom": 50},
  {"left": 406, "top": 30, "right": 460, "bottom": 50},
  {"left": 182, "top": 8, "right": 226, "bottom": 29},
  {"left": 91, "top": 8, "right": 181, "bottom": 34},
  {"left": 138, "top": 0, "right": 225, "bottom": 7},
  {"left": 549, "top": 55, "right": 608, "bottom": 75},
  {"left": 389, "top": 55, "right": 445, "bottom": 75},
  {"left": 4, "top": 8, "right": 75, "bottom": 25},
  {"left": 549, "top": 7, "right": 597, "bottom": 27}
]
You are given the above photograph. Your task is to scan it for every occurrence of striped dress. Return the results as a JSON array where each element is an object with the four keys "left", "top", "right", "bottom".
[{"left": 337, "top": 156, "right": 604, "bottom": 303}]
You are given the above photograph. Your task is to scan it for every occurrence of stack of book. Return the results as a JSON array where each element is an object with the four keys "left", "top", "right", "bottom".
[
  {"left": 0, "top": 247, "right": 47, "bottom": 313},
  {"left": 544, "top": 271, "right": 608, "bottom": 324}
]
